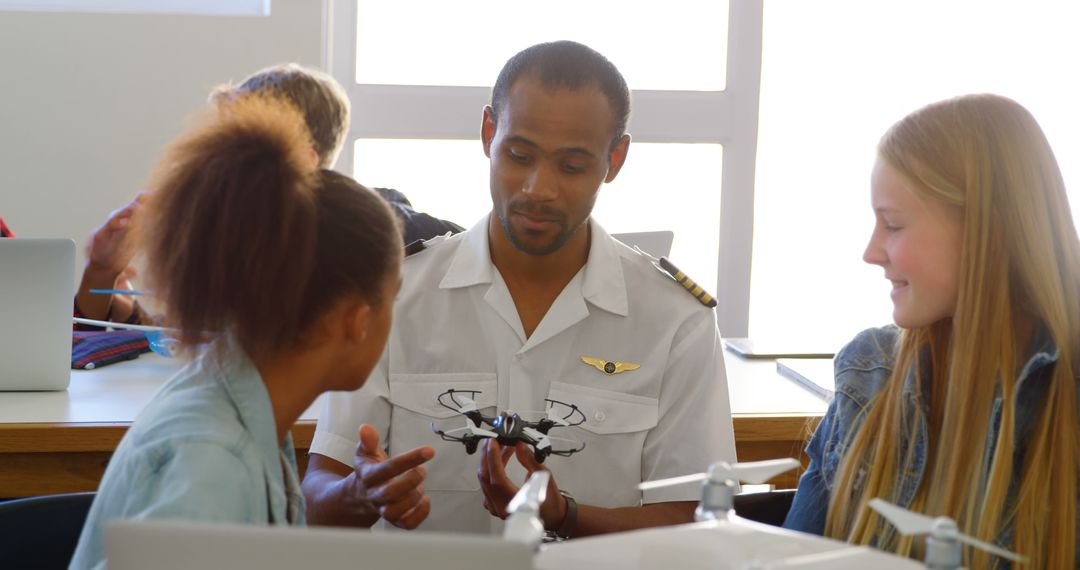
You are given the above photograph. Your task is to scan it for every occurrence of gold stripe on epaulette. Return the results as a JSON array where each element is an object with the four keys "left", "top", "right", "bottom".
[{"left": 658, "top": 257, "right": 718, "bottom": 308}]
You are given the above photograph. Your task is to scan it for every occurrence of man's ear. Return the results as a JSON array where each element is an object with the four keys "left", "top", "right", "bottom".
[
  {"left": 604, "top": 134, "right": 631, "bottom": 183},
  {"left": 481, "top": 105, "right": 497, "bottom": 158}
]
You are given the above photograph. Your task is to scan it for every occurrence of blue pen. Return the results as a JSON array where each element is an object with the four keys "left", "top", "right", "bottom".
[{"left": 89, "top": 289, "right": 153, "bottom": 296}]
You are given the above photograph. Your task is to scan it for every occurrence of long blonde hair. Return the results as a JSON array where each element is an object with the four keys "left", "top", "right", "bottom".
[{"left": 824, "top": 94, "right": 1080, "bottom": 569}]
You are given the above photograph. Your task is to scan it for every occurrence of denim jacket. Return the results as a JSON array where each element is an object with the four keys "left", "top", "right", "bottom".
[
  {"left": 782, "top": 325, "right": 1076, "bottom": 552},
  {"left": 69, "top": 337, "right": 306, "bottom": 570}
]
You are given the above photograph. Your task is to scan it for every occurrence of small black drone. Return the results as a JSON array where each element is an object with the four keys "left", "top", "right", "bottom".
[{"left": 430, "top": 388, "right": 586, "bottom": 463}]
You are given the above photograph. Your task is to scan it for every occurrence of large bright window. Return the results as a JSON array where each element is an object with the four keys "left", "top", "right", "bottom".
[
  {"left": 750, "top": 0, "right": 1080, "bottom": 347},
  {"left": 354, "top": 0, "right": 728, "bottom": 90},
  {"left": 329, "top": 0, "right": 761, "bottom": 335}
]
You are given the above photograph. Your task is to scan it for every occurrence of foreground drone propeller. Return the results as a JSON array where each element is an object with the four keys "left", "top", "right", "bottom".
[
  {"left": 503, "top": 470, "right": 551, "bottom": 548},
  {"left": 431, "top": 389, "right": 586, "bottom": 463},
  {"left": 868, "top": 498, "right": 1026, "bottom": 568},
  {"left": 641, "top": 458, "right": 802, "bottom": 491},
  {"left": 640, "top": 458, "right": 802, "bottom": 521}
]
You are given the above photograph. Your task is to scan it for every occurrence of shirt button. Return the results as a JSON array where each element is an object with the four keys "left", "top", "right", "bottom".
[{"left": 594, "top": 410, "right": 606, "bottom": 422}]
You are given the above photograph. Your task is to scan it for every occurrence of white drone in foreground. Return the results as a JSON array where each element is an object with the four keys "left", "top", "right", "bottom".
[{"left": 534, "top": 458, "right": 1025, "bottom": 570}]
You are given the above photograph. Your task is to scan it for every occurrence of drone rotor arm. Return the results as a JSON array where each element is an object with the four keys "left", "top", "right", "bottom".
[
  {"left": 526, "top": 431, "right": 583, "bottom": 456},
  {"left": 471, "top": 426, "right": 499, "bottom": 439},
  {"left": 547, "top": 446, "right": 585, "bottom": 458},
  {"left": 430, "top": 421, "right": 498, "bottom": 444},
  {"left": 431, "top": 422, "right": 466, "bottom": 443}
]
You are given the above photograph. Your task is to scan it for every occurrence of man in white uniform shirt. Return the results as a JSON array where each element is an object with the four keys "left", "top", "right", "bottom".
[{"left": 302, "top": 40, "right": 736, "bottom": 537}]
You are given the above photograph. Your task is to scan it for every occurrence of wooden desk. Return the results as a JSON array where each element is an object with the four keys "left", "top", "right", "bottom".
[
  {"left": 0, "top": 350, "right": 827, "bottom": 497},
  {"left": 725, "top": 353, "right": 827, "bottom": 487}
]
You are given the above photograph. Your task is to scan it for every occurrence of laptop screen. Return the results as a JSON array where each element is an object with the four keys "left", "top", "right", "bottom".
[
  {"left": 0, "top": 238, "right": 74, "bottom": 391},
  {"left": 611, "top": 231, "right": 674, "bottom": 258},
  {"left": 106, "top": 519, "right": 535, "bottom": 570}
]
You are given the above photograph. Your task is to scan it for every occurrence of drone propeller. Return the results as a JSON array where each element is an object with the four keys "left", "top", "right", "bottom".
[
  {"left": 544, "top": 407, "right": 571, "bottom": 426},
  {"left": 522, "top": 427, "right": 551, "bottom": 450},
  {"left": 507, "top": 469, "right": 550, "bottom": 515},
  {"left": 456, "top": 397, "right": 479, "bottom": 414},
  {"left": 639, "top": 458, "right": 801, "bottom": 492},
  {"left": 440, "top": 419, "right": 498, "bottom": 439},
  {"left": 503, "top": 470, "right": 551, "bottom": 548},
  {"left": 868, "top": 498, "right": 1026, "bottom": 564}
]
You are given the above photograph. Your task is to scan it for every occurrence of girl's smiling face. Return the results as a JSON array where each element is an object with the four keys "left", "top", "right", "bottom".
[{"left": 863, "top": 159, "right": 964, "bottom": 329}]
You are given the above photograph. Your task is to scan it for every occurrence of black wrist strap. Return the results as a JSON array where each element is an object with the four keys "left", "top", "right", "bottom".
[{"left": 556, "top": 490, "right": 577, "bottom": 539}]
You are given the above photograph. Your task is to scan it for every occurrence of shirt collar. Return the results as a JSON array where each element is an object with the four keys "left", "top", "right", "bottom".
[
  {"left": 1017, "top": 323, "right": 1060, "bottom": 389},
  {"left": 439, "top": 214, "right": 629, "bottom": 317},
  {"left": 581, "top": 220, "right": 629, "bottom": 316},
  {"left": 439, "top": 216, "right": 495, "bottom": 289}
]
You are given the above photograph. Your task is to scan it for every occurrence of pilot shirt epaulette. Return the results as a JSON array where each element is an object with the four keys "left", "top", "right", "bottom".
[
  {"left": 404, "top": 231, "right": 454, "bottom": 257},
  {"left": 654, "top": 256, "right": 718, "bottom": 308}
]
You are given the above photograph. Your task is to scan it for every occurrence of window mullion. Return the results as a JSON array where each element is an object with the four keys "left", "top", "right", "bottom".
[{"left": 715, "top": 0, "right": 763, "bottom": 337}]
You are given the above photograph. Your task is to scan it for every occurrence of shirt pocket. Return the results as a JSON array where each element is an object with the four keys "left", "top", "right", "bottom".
[
  {"left": 388, "top": 373, "right": 497, "bottom": 492},
  {"left": 545, "top": 381, "right": 659, "bottom": 507},
  {"left": 548, "top": 381, "right": 659, "bottom": 435}
]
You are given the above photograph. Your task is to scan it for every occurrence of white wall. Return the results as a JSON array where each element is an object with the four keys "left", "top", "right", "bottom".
[{"left": 0, "top": 1, "right": 323, "bottom": 270}]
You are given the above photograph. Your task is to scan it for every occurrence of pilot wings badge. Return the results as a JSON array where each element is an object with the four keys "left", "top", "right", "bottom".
[{"left": 580, "top": 356, "right": 641, "bottom": 376}]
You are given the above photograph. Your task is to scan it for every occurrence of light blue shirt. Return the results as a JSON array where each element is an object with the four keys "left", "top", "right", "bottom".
[{"left": 69, "top": 338, "right": 305, "bottom": 570}]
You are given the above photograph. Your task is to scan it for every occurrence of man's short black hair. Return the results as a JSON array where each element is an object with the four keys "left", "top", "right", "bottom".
[{"left": 491, "top": 41, "right": 631, "bottom": 149}]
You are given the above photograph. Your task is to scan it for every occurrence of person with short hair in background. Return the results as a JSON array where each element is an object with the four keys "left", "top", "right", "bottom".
[{"left": 76, "top": 63, "right": 462, "bottom": 327}]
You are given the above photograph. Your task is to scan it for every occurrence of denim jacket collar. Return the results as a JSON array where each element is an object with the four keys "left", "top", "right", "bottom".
[
  {"left": 869, "top": 325, "right": 1061, "bottom": 510},
  {"left": 1017, "top": 324, "right": 1060, "bottom": 391},
  {"left": 785, "top": 324, "right": 1074, "bottom": 547},
  {"left": 207, "top": 336, "right": 300, "bottom": 525}
]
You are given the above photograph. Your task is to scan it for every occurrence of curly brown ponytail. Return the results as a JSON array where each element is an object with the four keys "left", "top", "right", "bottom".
[{"left": 144, "top": 95, "right": 400, "bottom": 360}]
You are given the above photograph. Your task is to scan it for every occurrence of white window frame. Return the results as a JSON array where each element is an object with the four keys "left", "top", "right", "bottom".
[{"left": 322, "top": 0, "right": 762, "bottom": 337}]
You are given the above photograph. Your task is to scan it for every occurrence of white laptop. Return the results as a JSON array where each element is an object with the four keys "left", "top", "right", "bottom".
[
  {"left": 0, "top": 238, "right": 74, "bottom": 391},
  {"left": 612, "top": 230, "right": 674, "bottom": 258},
  {"left": 106, "top": 519, "right": 535, "bottom": 570}
]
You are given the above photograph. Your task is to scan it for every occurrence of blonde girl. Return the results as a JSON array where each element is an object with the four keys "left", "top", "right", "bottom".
[{"left": 784, "top": 94, "right": 1080, "bottom": 569}]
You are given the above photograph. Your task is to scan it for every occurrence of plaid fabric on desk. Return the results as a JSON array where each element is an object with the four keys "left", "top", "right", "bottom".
[{"left": 72, "top": 330, "right": 150, "bottom": 370}]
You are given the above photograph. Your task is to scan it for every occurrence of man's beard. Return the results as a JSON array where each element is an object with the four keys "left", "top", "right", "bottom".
[{"left": 498, "top": 199, "right": 578, "bottom": 256}]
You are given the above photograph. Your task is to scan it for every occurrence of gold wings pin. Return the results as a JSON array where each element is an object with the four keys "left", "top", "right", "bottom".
[{"left": 581, "top": 356, "right": 641, "bottom": 375}]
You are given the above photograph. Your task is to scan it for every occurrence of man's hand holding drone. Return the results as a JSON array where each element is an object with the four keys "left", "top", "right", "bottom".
[{"left": 477, "top": 438, "right": 567, "bottom": 530}]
